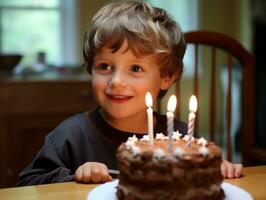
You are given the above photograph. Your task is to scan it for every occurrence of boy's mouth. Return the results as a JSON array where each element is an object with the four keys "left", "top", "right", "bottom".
[{"left": 107, "top": 94, "right": 132, "bottom": 104}]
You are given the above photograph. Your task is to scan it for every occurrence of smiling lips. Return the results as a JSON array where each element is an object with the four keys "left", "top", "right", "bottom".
[{"left": 107, "top": 94, "right": 132, "bottom": 104}]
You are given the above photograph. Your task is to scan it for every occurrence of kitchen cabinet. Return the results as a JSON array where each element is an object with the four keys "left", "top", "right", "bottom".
[{"left": 0, "top": 75, "right": 97, "bottom": 188}]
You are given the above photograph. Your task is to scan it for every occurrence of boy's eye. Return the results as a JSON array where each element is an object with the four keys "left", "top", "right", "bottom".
[
  {"left": 131, "top": 65, "right": 143, "bottom": 72},
  {"left": 96, "top": 63, "right": 112, "bottom": 71}
]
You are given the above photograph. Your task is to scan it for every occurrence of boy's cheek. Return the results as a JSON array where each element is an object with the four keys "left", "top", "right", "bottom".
[{"left": 92, "top": 77, "right": 107, "bottom": 88}]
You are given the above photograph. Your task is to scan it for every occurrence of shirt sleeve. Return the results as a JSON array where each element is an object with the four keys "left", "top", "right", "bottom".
[{"left": 17, "top": 135, "right": 74, "bottom": 186}]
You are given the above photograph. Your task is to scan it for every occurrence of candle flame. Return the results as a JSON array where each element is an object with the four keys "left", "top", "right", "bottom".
[
  {"left": 145, "top": 92, "right": 153, "bottom": 107},
  {"left": 189, "top": 95, "right": 197, "bottom": 113},
  {"left": 167, "top": 95, "right": 177, "bottom": 112}
]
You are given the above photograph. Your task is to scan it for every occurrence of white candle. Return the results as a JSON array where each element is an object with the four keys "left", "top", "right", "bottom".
[
  {"left": 145, "top": 92, "right": 154, "bottom": 145},
  {"left": 187, "top": 95, "right": 198, "bottom": 146},
  {"left": 167, "top": 95, "right": 177, "bottom": 152}
]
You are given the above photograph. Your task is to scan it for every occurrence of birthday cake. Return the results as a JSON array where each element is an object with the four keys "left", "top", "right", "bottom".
[{"left": 116, "top": 132, "right": 225, "bottom": 200}]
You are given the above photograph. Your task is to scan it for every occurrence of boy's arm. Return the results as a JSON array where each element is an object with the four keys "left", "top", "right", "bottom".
[
  {"left": 17, "top": 136, "right": 74, "bottom": 186},
  {"left": 17, "top": 167, "right": 73, "bottom": 186}
]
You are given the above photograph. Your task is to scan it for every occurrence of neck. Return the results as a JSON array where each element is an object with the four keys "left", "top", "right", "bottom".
[{"left": 99, "top": 108, "right": 156, "bottom": 134}]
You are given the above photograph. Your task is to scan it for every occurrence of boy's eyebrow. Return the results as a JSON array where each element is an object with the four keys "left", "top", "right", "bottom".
[{"left": 93, "top": 54, "right": 109, "bottom": 62}]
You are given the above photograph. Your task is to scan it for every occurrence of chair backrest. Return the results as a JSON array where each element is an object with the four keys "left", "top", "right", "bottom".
[{"left": 169, "top": 31, "right": 255, "bottom": 163}]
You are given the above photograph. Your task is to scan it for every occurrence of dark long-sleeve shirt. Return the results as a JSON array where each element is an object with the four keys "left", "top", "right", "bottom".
[{"left": 17, "top": 106, "right": 187, "bottom": 186}]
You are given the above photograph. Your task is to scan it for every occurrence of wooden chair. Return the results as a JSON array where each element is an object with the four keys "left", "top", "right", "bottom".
[{"left": 167, "top": 31, "right": 256, "bottom": 165}]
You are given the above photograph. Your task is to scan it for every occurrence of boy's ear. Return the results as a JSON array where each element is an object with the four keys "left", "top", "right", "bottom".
[{"left": 160, "top": 75, "right": 177, "bottom": 90}]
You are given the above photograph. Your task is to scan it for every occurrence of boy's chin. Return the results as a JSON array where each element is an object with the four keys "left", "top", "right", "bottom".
[
  {"left": 100, "top": 107, "right": 128, "bottom": 119},
  {"left": 101, "top": 107, "right": 144, "bottom": 121}
]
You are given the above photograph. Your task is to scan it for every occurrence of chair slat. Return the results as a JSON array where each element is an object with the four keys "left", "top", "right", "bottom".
[
  {"left": 194, "top": 44, "right": 199, "bottom": 137},
  {"left": 210, "top": 47, "right": 216, "bottom": 141},
  {"left": 226, "top": 53, "right": 233, "bottom": 161}
]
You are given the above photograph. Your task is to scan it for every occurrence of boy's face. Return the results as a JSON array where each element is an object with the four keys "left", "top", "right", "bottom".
[{"left": 91, "top": 40, "right": 173, "bottom": 127}]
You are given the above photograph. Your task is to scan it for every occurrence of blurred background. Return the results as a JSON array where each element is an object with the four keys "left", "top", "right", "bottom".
[{"left": 0, "top": 0, "right": 265, "bottom": 188}]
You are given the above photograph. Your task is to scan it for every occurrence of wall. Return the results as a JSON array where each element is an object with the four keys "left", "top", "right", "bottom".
[
  {"left": 77, "top": 0, "right": 109, "bottom": 61},
  {"left": 199, "top": 0, "right": 251, "bottom": 51}
]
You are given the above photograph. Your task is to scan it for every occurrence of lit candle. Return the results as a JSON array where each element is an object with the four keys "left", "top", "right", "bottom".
[
  {"left": 145, "top": 92, "right": 154, "bottom": 145},
  {"left": 187, "top": 95, "right": 198, "bottom": 146},
  {"left": 167, "top": 95, "right": 177, "bottom": 152}
]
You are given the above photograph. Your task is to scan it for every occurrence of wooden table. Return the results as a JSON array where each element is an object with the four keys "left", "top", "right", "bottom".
[
  {"left": 0, "top": 166, "right": 265, "bottom": 200},
  {"left": 226, "top": 165, "right": 266, "bottom": 200}
]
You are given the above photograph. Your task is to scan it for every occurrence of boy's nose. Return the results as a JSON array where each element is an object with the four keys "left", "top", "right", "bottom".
[{"left": 108, "top": 71, "right": 126, "bottom": 88}]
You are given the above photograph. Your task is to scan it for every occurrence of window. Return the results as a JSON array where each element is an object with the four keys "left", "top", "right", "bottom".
[{"left": 0, "top": 0, "right": 79, "bottom": 68}]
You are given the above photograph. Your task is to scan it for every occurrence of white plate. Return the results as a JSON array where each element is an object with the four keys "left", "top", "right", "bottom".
[{"left": 87, "top": 180, "right": 252, "bottom": 200}]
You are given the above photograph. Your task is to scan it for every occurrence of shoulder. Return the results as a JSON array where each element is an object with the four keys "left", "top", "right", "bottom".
[
  {"left": 47, "top": 111, "right": 94, "bottom": 146},
  {"left": 54, "top": 112, "right": 88, "bottom": 133}
]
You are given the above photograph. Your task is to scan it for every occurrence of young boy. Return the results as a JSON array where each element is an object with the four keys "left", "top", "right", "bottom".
[{"left": 18, "top": 0, "right": 242, "bottom": 186}]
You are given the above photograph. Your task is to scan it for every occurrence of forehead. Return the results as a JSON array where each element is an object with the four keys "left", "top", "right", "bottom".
[
  {"left": 97, "top": 40, "right": 160, "bottom": 62},
  {"left": 102, "top": 35, "right": 157, "bottom": 58}
]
